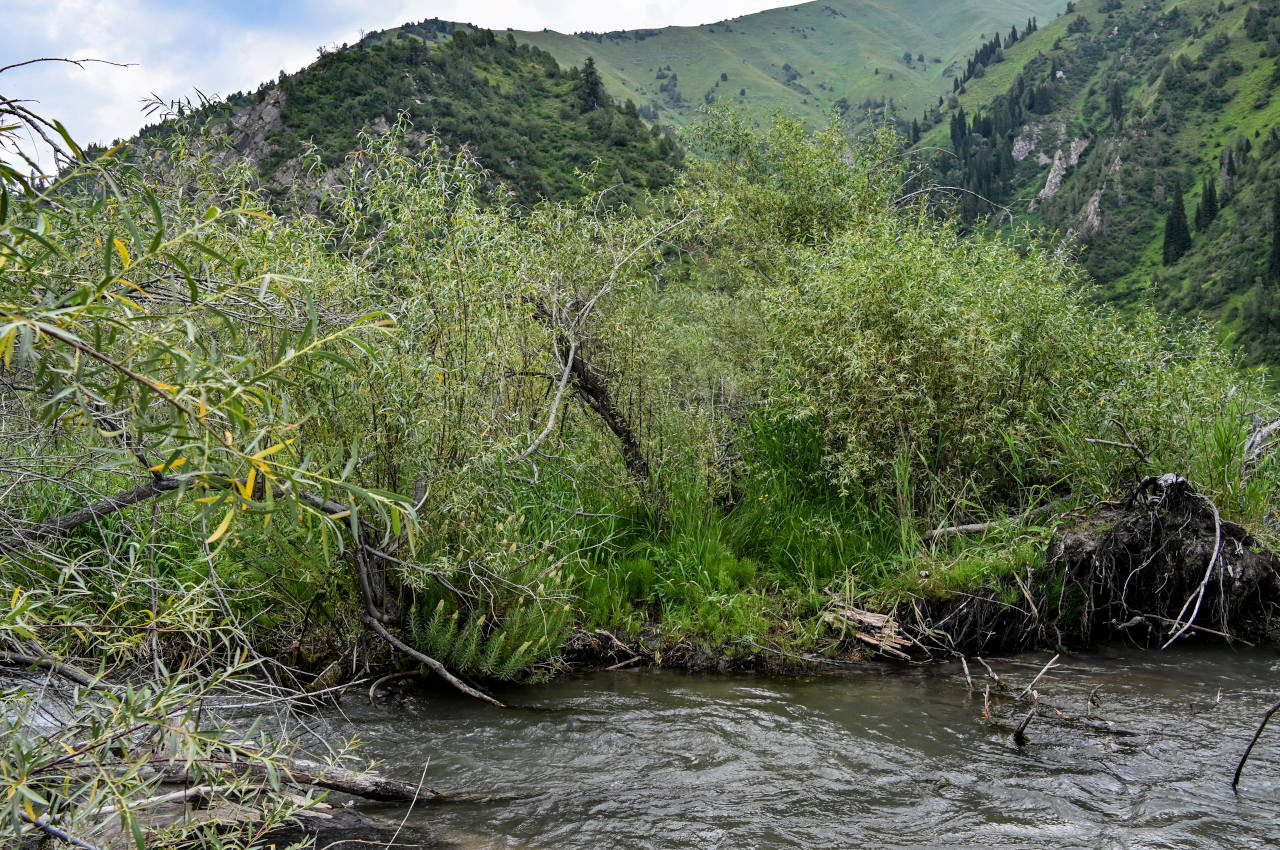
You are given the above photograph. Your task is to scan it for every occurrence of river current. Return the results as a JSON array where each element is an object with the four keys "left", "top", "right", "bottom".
[{"left": 312, "top": 647, "right": 1280, "bottom": 848}]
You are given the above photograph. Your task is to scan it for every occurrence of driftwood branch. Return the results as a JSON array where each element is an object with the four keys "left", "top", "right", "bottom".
[
  {"left": 924, "top": 502, "right": 1062, "bottom": 543},
  {"left": 1233, "top": 698, "right": 1280, "bottom": 791},
  {"left": 1016, "top": 654, "right": 1059, "bottom": 701},
  {"left": 154, "top": 759, "right": 438, "bottom": 803},
  {"left": 1012, "top": 692, "right": 1040, "bottom": 746},
  {"left": 94, "top": 784, "right": 213, "bottom": 818},
  {"left": 19, "top": 812, "right": 103, "bottom": 850}
]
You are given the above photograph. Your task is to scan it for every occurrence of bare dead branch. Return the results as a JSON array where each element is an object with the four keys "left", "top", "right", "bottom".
[
  {"left": 361, "top": 616, "right": 503, "bottom": 708},
  {"left": 0, "top": 57, "right": 135, "bottom": 75}
]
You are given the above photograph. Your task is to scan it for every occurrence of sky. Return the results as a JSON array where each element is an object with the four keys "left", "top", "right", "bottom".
[{"left": 2, "top": 0, "right": 787, "bottom": 167}]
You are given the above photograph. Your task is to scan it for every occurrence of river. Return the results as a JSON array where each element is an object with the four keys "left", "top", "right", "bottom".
[{"left": 314, "top": 646, "right": 1280, "bottom": 848}]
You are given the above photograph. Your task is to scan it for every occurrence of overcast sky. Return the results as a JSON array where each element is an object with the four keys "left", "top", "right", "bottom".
[{"left": 3, "top": 0, "right": 786, "bottom": 166}]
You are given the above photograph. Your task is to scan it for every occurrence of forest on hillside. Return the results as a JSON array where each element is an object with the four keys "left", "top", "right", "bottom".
[
  {"left": 139, "top": 28, "right": 684, "bottom": 207},
  {"left": 917, "top": 0, "right": 1280, "bottom": 365}
]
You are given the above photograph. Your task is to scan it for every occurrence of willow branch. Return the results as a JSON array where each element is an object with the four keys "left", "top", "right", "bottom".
[{"left": 0, "top": 476, "right": 182, "bottom": 555}]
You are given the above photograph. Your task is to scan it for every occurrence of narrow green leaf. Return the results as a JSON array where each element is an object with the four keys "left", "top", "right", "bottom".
[{"left": 51, "top": 119, "right": 86, "bottom": 161}]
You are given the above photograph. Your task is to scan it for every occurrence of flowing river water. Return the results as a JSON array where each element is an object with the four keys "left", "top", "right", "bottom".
[{"left": 312, "top": 647, "right": 1280, "bottom": 848}]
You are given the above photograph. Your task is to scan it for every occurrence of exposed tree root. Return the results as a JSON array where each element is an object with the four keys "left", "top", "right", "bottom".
[{"left": 904, "top": 474, "right": 1280, "bottom": 657}]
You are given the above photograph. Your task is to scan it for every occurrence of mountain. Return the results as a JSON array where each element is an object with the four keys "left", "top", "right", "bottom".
[
  {"left": 147, "top": 27, "right": 683, "bottom": 206},
  {"left": 916, "top": 0, "right": 1280, "bottom": 364},
  {"left": 379, "top": 0, "right": 1066, "bottom": 131}
]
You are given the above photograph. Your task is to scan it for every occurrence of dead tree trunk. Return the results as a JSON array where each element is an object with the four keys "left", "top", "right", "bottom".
[{"left": 563, "top": 340, "right": 668, "bottom": 525}]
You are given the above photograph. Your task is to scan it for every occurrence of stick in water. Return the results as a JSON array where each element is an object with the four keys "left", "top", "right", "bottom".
[
  {"left": 1013, "top": 692, "right": 1040, "bottom": 746},
  {"left": 1233, "top": 698, "right": 1280, "bottom": 791}
]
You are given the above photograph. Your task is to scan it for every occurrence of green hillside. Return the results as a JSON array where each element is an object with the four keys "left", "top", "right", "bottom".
[
  {"left": 917, "top": 0, "right": 1280, "bottom": 364},
  {"left": 155, "top": 26, "right": 683, "bottom": 206},
  {"left": 385, "top": 0, "right": 1066, "bottom": 131}
]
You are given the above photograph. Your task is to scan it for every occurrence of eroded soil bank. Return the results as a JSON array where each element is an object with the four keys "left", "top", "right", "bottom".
[{"left": 906, "top": 474, "right": 1280, "bottom": 658}]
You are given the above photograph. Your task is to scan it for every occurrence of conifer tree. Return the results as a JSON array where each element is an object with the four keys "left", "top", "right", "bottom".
[
  {"left": 1163, "top": 180, "right": 1192, "bottom": 265},
  {"left": 574, "top": 56, "right": 606, "bottom": 112},
  {"left": 1269, "top": 192, "right": 1280, "bottom": 282},
  {"left": 1202, "top": 176, "right": 1218, "bottom": 225}
]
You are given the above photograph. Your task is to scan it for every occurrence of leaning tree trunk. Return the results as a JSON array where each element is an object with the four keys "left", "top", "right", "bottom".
[{"left": 564, "top": 340, "right": 668, "bottom": 526}]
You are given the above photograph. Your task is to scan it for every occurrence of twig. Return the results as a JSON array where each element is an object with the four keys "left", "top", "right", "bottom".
[
  {"left": 1017, "top": 654, "right": 1059, "bottom": 701},
  {"left": 368, "top": 671, "right": 418, "bottom": 705},
  {"left": 960, "top": 656, "right": 974, "bottom": 691},
  {"left": 1233, "top": 698, "right": 1280, "bottom": 791},
  {"left": 975, "top": 657, "right": 1007, "bottom": 690},
  {"left": 1084, "top": 437, "right": 1149, "bottom": 462},
  {"left": 604, "top": 656, "right": 641, "bottom": 670},
  {"left": 514, "top": 339, "right": 577, "bottom": 463},
  {"left": 0, "top": 57, "right": 135, "bottom": 75},
  {"left": 387, "top": 759, "right": 430, "bottom": 848},
  {"left": 1010, "top": 570, "right": 1040, "bottom": 619}
]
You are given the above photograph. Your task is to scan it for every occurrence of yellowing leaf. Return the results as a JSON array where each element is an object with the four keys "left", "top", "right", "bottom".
[
  {"left": 206, "top": 507, "right": 235, "bottom": 544},
  {"left": 148, "top": 457, "right": 187, "bottom": 473},
  {"left": 251, "top": 439, "right": 295, "bottom": 461},
  {"left": 113, "top": 237, "right": 131, "bottom": 268},
  {"left": 241, "top": 467, "right": 256, "bottom": 499},
  {"left": 328, "top": 510, "right": 351, "bottom": 520},
  {"left": 104, "top": 290, "right": 143, "bottom": 310}
]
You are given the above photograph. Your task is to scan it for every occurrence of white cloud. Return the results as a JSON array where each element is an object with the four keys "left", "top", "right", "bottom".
[{"left": 2, "top": 0, "right": 788, "bottom": 167}]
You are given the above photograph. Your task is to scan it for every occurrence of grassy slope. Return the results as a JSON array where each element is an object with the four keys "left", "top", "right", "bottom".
[
  {"left": 919, "top": 0, "right": 1280, "bottom": 362},
  {"left": 499, "top": 0, "right": 1067, "bottom": 129}
]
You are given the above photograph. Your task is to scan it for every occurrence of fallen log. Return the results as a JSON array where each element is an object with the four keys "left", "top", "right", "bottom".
[
  {"left": 150, "top": 758, "right": 438, "bottom": 803},
  {"left": 0, "top": 652, "right": 97, "bottom": 688}
]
